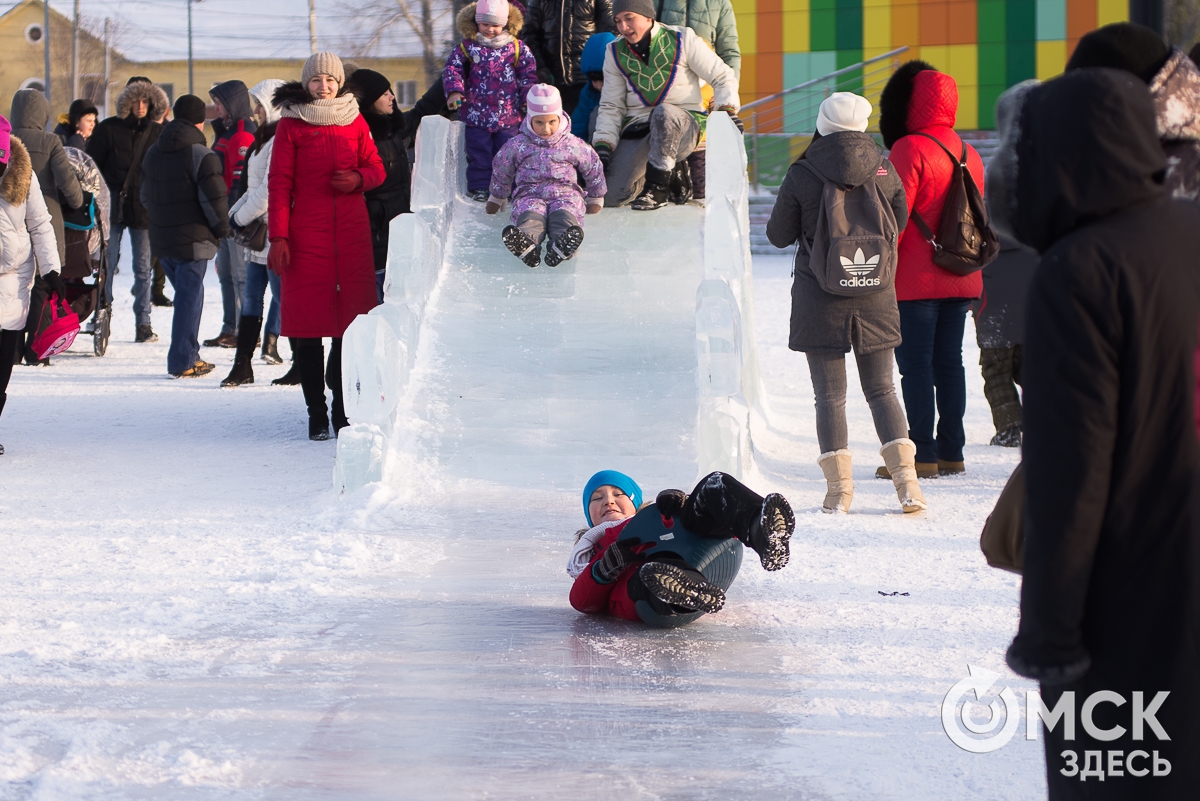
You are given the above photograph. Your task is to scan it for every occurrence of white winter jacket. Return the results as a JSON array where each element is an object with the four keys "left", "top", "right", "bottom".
[
  {"left": 593, "top": 23, "right": 739, "bottom": 151},
  {"left": 229, "top": 136, "right": 274, "bottom": 262},
  {"left": 0, "top": 138, "right": 62, "bottom": 331}
]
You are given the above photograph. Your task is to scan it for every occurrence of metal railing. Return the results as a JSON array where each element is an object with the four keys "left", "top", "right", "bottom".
[{"left": 743, "top": 46, "right": 910, "bottom": 189}]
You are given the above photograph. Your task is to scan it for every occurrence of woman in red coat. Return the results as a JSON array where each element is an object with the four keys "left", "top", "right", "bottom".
[
  {"left": 268, "top": 52, "right": 386, "bottom": 441},
  {"left": 877, "top": 62, "right": 985, "bottom": 477}
]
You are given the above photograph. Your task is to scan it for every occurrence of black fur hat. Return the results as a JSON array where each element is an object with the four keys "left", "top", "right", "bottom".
[
  {"left": 1066, "top": 22, "right": 1169, "bottom": 83},
  {"left": 879, "top": 59, "right": 935, "bottom": 149}
]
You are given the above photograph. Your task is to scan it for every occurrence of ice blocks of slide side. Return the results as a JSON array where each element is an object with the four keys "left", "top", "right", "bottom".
[{"left": 334, "top": 423, "right": 386, "bottom": 494}]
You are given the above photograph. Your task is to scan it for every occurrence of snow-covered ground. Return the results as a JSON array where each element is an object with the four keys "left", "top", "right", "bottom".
[{"left": 1, "top": 249, "right": 1041, "bottom": 799}]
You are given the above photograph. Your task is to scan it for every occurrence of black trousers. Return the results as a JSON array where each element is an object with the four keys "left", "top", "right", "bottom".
[{"left": 0, "top": 328, "right": 23, "bottom": 418}]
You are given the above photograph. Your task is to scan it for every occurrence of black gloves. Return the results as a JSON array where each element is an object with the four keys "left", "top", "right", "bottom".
[
  {"left": 656, "top": 489, "right": 688, "bottom": 518},
  {"left": 718, "top": 106, "right": 745, "bottom": 133},
  {"left": 592, "top": 538, "right": 642, "bottom": 584},
  {"left": 44, "top": 270, "right": 67, "bottom": 299},
  {"left": 595, "top": 143, "right": 612, "bottom": 172}
]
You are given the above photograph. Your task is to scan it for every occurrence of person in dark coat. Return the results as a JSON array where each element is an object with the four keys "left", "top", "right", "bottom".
[
  {"left": 53, "top": 98, "right": 99, "bottom": 150},
  {"left": 140, "top": 95, "right": 231, "bottom": 378},
  {"left": 346, "top": 68, "right": 447, "bottom": 300},
  {"left": 1067, "top": 22, "right": 1200, "bottom": 202},
  {"left": 1002, "top": 68, "right": 1200, "bottom": 798},
  {"left": 87, "top": 78, "right": 170, "bottom": 343},
  {"left": 766, "top": 94, "right": 923, "bottom": 516},
  {"left": 521, "top": 0, "right": 615, "bottom": 113}
]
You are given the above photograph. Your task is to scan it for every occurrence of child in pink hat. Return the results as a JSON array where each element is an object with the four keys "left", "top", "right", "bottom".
[
  {"left": 443, "top": 0, "right": 538, "bottom": 201},
  {"left": 486, "top": 84, "right": 606, "bottom": 267}
]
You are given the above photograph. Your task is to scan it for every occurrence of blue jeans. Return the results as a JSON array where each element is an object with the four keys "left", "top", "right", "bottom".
[
  {"left": 215, "top": 238, "right": 247, "bottom": 335},
  {"left": 160, "top": 258, "right": 207, "bottom": 374},
  {"left": 464, "top": 124, "right": 518, "bottom": 191},
  {"left": 108, "top": 223, "right": 153, "bottom": 326},
  {"left": 894, "top": 299, "right": 971, "bottom": 464},
  {"left": 242, "top": 261, "right": 281, "bottom": 336}
]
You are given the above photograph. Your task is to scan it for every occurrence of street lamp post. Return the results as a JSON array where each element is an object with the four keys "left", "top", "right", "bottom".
[{"left": 187, "top": 0, "right": 195, "bottom": 95}]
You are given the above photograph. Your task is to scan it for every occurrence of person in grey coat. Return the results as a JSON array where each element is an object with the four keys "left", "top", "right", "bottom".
[{"left": 766, "top": 93, "right": 924, "bottom": 515}]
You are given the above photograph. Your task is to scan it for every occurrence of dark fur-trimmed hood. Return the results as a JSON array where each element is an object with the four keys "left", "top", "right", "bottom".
[
  {"left": 116, "top": 80, "right": 170, "bottom": 122},
  {"left": 271, "top": 80, "right": 351, "bottom": 109},
  {"left": 879, "top": 60, "right": 935, "bottom": 149},
  {"left": 0, "top": 137, "right": 32, "bottom": 206},
  {"left": 456, "top": 1, "right": 525, "bottom": 41}
]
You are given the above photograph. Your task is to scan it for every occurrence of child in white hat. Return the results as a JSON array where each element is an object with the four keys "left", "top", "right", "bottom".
[
  {"left": 443, "top": 0, "right": 538, "bottom": 201},
  {"left": 486, "top": 84, "right": 607, "bottom": 267}
]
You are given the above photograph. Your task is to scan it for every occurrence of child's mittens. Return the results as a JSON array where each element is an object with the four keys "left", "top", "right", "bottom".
[
  {"left": 485, "top": 200, "right": 502, "bottom": 214},
  {"left": 656, "top": 489, "right": 688, "bottom": 518},
  {"left": 586, "top": 202, "right": 603, "bottom": 215},
  {"left": 447, "top": 92, "right": 464, "bottom": 111},
  {"left": 594, "top": 143, "right": 612, "bottom": 171}
]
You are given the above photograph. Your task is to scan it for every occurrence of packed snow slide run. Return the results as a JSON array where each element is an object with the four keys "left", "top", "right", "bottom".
[{"left": 334, "top": 113, "right": 762, "bottom": 496}]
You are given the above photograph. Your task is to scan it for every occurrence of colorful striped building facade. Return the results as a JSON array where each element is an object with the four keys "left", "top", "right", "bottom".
[{"left": 732, "top": 0, "right": 1130, "bottom": 128}]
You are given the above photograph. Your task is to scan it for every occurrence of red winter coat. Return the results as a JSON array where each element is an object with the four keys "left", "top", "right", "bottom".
[
  {"left": 888, "top": 71, "right": 985, "bottom": 302},
  {"left": 569, "top": 519, "right": 643, "bottom": 621},
  {"left": 268, "top": 113, "right": 385, "bottom": 338}
]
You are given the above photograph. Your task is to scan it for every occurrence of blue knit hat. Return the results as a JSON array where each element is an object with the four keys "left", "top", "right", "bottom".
[{"left": 582, "top": 470, "right": 643, "bottom": 526}]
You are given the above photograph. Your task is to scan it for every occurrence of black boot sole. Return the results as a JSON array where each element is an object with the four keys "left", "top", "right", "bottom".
[
  {"left": 220, "top": 371, "right": 254, "bottom": 388},
  {"left": 544, "top": 226, "right": 584, "bottom": 267},
  {"left": 502, "top": 225, "right": 541, "bottom": 268},
  {"left": 272, "top": 367, "right": 301, "bottom": 385},
  {"left": 638, "top": 562, "right": 725, "bottom": 613},
  {"left": 753, "top": 494, "right": 795, "bottom": 572}
]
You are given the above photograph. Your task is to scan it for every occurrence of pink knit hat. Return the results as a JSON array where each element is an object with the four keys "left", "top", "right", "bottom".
[
  {"left": 0, "top": 114, "right": 10, "bottom": 165},
  {"left": 476, "top": 0, "right": 509, "bottom": 25},
  {"left": 526, "top": 84, "right": 563, "bottom": 116}
]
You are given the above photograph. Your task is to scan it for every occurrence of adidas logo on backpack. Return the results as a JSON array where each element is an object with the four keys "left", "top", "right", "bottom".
[{"left": 798, "top": 159, "right": 898, "bottom": 297}]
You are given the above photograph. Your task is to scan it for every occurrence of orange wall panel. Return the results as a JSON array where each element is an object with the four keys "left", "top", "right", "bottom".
[{"left": 921, "top": 1, "right": 949, "bottom": 46}]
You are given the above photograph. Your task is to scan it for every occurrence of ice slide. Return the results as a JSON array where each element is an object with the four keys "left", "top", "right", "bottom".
[{"left": 334, "top": 113, "right": 763, "bottom": 495}]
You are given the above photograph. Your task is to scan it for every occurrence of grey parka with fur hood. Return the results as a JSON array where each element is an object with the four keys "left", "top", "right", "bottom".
[{"left": 766, "top": 131, "right": 909, "bottom": 354}]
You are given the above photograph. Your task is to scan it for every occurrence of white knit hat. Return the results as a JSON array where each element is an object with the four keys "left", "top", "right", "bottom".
[
  {"left": 526, "top": 84, "right": 562, "bottom": 116},
  {"left": 302, "top": 52, "right": 345, "bottom": 88},
  {"left": 816, "top": 92, "right": 872, "bottom": 135},
  {"left": 476, "top": 0, "right": 509, "bottom": 25}
]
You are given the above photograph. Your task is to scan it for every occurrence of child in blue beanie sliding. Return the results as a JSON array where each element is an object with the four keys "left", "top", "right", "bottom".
[{"left": 568, "top": 470, "right": 795, "bottom": 625}]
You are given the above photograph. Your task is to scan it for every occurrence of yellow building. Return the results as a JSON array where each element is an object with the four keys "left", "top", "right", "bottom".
[{"left": 1, "top": 0, "right": 425, "bottom": 127}]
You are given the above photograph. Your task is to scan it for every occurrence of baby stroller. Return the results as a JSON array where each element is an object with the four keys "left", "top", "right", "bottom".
[{"left": 36, "top": 146, "right": 112, "bottom": 356}]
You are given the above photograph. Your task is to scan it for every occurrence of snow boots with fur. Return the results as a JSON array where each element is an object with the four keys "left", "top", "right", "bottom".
[
  {"left": 880, "top": 438, "right": 927, "bottom": 513},
  {"left": 818, "top": 449, "right": 854, "bottom": 513}
]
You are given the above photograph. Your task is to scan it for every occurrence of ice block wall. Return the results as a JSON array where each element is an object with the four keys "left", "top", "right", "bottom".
[{"left": 334, "top": 114, "right": 763, "bottom": 494}]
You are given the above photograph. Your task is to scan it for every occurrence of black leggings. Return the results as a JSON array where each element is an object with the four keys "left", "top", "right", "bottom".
[{"left": 0, "top": 329, "right": 22, "bottom": 418}]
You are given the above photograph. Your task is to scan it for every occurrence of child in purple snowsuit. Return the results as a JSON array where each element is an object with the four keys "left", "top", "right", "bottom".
[
  {"left": 486, "top": 84, "right": 607, "bottom": 268},
  {"left": 443, "top": 0, "right": 538, "bottom": 199}
]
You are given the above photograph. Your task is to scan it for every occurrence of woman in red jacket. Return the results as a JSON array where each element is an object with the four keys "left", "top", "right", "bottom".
[
  {"left": 877, "top": 63, "right": 985, "bottom": 477},
  {"left": 268, "top": 53, "right": 386, "bottom": 441}
]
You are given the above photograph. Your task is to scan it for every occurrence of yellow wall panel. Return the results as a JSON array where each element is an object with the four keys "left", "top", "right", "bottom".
[
  {"left": 956, "top": 83, "right": 978, "bottom": 130},
  {"left": 946, "top": 43, "right": 978, "bottom": 87},
  {"left": 784, "top": 4, "right": 810, "bottom": 52},
  {"left": 1096, "top": 0, "right": 1127, "bottom": 26},
  {"left": 740, "top": 11, "right": 759, "bottom": 54},
  {"left": 864, "top": 6, "right": 892, "bottom": 50},
  {"left": 920, "top": 45, "right": 950, "bottom": 72},
  {"left": 1037, "top": 39, "right": 1067, "bottom": 79}
]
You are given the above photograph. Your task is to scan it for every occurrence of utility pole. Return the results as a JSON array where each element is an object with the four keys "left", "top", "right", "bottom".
[
  {"left": 309, "top": 0, "right": 318, "bottom": 54},
  {"left": 104, "top": 17, "right": 112, "bottom": 116},
  {"left": 188, "top": 0, "right": 195, "bottom": 94},
  {"left": 43, "top": 0, "right": 51, "bottom": 105},
  {"left": 72, "top": 0, "right": 81, "bottom": 100}
]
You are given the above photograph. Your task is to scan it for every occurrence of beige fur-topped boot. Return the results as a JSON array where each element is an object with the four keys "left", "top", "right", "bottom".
[
  {"left": 880, "top": 438, "right": 927, "bottom": 513},
  {"left": 818, "top": 450, "right": 854, "bottom": 513}
]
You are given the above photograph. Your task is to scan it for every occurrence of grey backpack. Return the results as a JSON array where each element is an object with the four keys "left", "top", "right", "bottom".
[{"left": 798, "top": 159, "right": 898, "bottom": 297}]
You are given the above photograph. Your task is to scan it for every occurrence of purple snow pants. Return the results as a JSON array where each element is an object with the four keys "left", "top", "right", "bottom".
[{"left": 465, "top": 124, "right": 519, "bottom": 192}]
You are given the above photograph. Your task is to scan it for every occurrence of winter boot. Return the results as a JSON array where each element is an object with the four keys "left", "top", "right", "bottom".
[
  {"left": 327, "top": 338, "right": 349, "bottom": 434},
  {"left": 272, "top": 338, "right": 303, "bottom": 385},
  {"left": 502, "top": 225, "right": 541, "bottom": 268},
  {"left": 990, "top": 426, "right": 1021, "bottom": 447},
  {"left": 746, "top": 493, "right": 795, "bottom": 571},
  {"left": 668, "top": 159, "right": 693, "bottom": 205},
  {"left": 631, "top": 164, "right": 671, "bottom": 210},
  {"left": 880, "top": 438, "right": 927, "bottom": 513},
  {"left": 637, "top": 561, "right": 725, "bottom": 613},
  {"left": 469, "top": 188, "right": 489, "bottom": 202},
  {"left": 295, "top": 342, "right": 330, "bottom": 440},
  {"left": 221, "top": 316, "right": 261, "bottom": 387},
  {"left": 686, "top": 150, "right": 707, "bottom": 200},
  {"left": 543, "top": 226, "right": 584, "bottom": 267},
  {"left": 937, "top": 459, "right": 966, "bottom": 476},
  {"left": 135, "top": 324, "right": 158, "bottom": 343},
  {"left": 261, "top": 332, "right": 283, "bottom": 365},
  {"left": 818, "top": 449, "right": 854, "bottom": 513}
]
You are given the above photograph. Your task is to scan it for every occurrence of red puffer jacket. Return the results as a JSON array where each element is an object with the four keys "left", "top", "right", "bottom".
[
  {"left": 888, "top": 70, "right": 985, "bottom": 302},
  {"left": 268, "top": 113, "right": 385, "bottom": 338}
]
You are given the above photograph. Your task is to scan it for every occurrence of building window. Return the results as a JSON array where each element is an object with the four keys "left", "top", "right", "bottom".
[
  {"left": 20, "top": 77, "right": 46, "bottom": 93},
  {"left": 25, "top": 23, "right": 44, "bottom": 44},
  {"left": 397, "top": 81, "right": 418, "bottom": 106}
]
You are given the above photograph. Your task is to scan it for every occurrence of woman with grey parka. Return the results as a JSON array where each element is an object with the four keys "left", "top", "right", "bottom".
[{"left": 765, "top": 93, "right": 925, "bottom": 514}]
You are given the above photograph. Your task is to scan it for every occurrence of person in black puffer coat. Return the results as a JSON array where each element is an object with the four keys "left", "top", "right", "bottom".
[
  {"left": 521, "top": 0, "right": 615, "bottom": 113},
  {"left": 346, "top": 68, "right": 448, "bottom": 300},
  {"left": 1002, "top": 68, "right": 1200, "bottom": 799}
]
